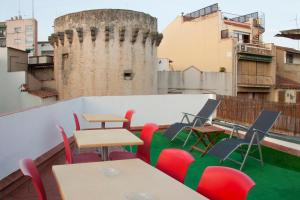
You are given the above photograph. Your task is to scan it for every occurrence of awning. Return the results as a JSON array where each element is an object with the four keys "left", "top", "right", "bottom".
[
  {"left": 275, "top": 29, "right": 300, "bottom": 40},
  {"left": 238, "top": 53, "right": 272, "bottom": 62}
]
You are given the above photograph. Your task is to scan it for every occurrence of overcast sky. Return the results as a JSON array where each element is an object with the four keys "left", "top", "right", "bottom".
[{"left": 1, "top": 0, "right": 300, "bottom": 49}]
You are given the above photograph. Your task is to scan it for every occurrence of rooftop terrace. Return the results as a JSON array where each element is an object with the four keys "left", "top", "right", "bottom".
[{"left": 0, "top": 94, "right": 299, "bottom": 199}]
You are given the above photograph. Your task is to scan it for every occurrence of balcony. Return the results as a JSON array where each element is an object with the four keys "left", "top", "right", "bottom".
[
  {"left": 237, "top": 43, "right": 273, "bottom": 58},
  {"left": 238, "top": 75, "right": 273, "bottom": 87},
  {"left": 0, "top": 95, "right": 299, "bottom": 200},
  {"left": 28, "top": 55, "right": 54, "bottom": 68}
]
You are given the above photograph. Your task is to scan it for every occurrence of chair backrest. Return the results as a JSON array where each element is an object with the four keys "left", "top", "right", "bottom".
[
  {"left": 192, "top": 99, "right": 221, "bottom": 126},
  {"left": 73, "top": 113, "right": 81, "bottom": 131},
  {"left": 197, "top": 166, "right": 255, "bottom": 200},
  {"left": 136, "top": 123, "right": 158, "bottom": 164},
  {"left": 19, "top": 159, "right": 47, "bottom": 200},
  {"left": 122, "top": 109, "right": 135, "bottom": 130},
  {"left": 56, "top": 125, "right": 73, "bottom": 164},
  {"left": 156, "top": 149, "right": 195, "bottom": 183},
  {"left": 244, "top": 110, "right": 280, "bottom": 142}
]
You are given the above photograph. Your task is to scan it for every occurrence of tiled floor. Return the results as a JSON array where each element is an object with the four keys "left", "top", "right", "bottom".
[
  {"left": 3, "top": 154, "right": 64, "bottom": 200},
  {"left": 3, "top": 147, "right": 123, "bottom": 200}
]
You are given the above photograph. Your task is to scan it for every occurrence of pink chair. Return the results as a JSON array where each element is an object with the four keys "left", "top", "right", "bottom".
[
  {"left": 57, "top": 126, "right": 101, "bottom": 164},
  {"left": 73, "top": 113, "right": 81, "bottom": 131},
  {"left": 156, "top": 149, "right": 195, "bottom": 183},
  {"left": 19, "top": 159, "right": 47, "bottom": 200},
  {"left": 196, "top": 166, "right": 255, "bottom": 200},
  {"left": 109, "top": 123, "right": 158, "bottom": 163}
]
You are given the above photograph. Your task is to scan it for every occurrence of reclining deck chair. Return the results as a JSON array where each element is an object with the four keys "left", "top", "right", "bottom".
[
  {"left": 164, "top": 99, "right": 220, "bottom": 146},
  {"left": 208, "top": 110, "right": 280, "bottom": 170}
]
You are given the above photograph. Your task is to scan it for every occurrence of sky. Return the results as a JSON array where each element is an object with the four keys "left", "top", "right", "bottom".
[{"left": 0, "top": 0, "right": 300, "bottom": 49}]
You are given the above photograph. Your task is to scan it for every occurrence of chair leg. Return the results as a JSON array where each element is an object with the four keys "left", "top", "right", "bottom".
[
  {"left": 183, "top": 129, "right": 193, "bottom": 147},
  {"left": 171, "top": 127, "right": 185, "bottom": 141},
  {"left": 257, "top": 143, "right": 264, "bottom": 167},
  {"left": 240, "top": 144, "right": 253, "bottom": 171}
]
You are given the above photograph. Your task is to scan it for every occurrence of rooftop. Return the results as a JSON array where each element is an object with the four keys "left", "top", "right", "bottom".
[{"left": 0, "top": 94, "right": 299, "bottom": 199}]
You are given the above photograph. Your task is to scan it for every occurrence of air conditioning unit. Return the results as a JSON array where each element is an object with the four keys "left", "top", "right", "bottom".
[{"left": 239, "top": 44, "right": 247, "bottom": 52}]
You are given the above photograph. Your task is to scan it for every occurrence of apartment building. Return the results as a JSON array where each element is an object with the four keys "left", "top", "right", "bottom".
[
  {"left": 5, "top": 16, "right": 38, "bottom": 56},
  {"left": 272, "top": 46, "right": 300, "bottom": 103},
  {"left": 0, "top": 22, "right": 6, "bottom": 47},
  {"left": 158, "top": 4, "right": 276, "bottom": 100}
]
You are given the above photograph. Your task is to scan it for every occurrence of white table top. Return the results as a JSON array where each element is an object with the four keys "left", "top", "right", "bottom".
[
  {"left": 82, "top": 114, "right": 128, "bottom": 123},
  {"left": 74, "top": 129, "right": 143, "bottom": 149},
  {"left": 52, "top": 159, "right": 208, "bottom": 200}
]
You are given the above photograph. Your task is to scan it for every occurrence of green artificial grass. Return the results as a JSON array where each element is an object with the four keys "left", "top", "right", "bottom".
[{"left": 129, "top": 131, "right": 300, "bottom": 200}]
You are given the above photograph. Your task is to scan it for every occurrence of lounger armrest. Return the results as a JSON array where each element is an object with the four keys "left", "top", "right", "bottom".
[
  {"left": 230, "top": 124, "right": 248, "bottom": 138},
  {"left": 233, "top": 124, "right": 249, "bottom": 131},
  {"left": 182, "top": 112, "right": 210, "bottom": 121},
  {"left": 253, "top": 128, "right": 267, "bottom": 135}
]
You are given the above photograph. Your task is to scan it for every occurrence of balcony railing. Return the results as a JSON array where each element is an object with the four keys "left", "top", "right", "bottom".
[
  {"left": 237, "top": 43, "right": 272, "bottom": 57},
  {"left": 238, "top": 75, "right": 273, "bottom": 87},
  {"left": 28, "top": 55, "right": 54, "bottom": 68}
]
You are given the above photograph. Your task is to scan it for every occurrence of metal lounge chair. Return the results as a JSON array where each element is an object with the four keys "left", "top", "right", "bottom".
[
  {"left": 207, "top": 110, "right": 281, "bottom": 170},
  {"left": 164, "top": 99, "right": 221, "bottom": 146}
]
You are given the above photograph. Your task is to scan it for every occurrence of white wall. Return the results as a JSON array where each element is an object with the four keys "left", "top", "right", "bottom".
[
  {"left": 0, "top": 94, "right": 214, "bottom": 179},
  {"left": 158, "top": 68, "right": 233, "bottom": 95},
  {"left": 0, "top": 48, "right": 27, "bottom": 113},
  {"left": 0, "top": 98, "right": 82, "bottom": 180},
  {"left": 0, "top": 48, "right": 51, "bottom": 114}
]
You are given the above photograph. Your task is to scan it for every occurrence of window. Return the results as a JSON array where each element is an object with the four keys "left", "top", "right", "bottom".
[
  {"left": 26, "top": 36, "right": 33, "bottom": 43},
  {"left": 221, "top": 29, "right": 229, "bottom": 39},
  {"left": 286, "top": 52, "right": 294, "bottom": 64},
  {"left": 0, "top": 28, "right": 6, "bottom": 37},
  {"left": 25, "top": 25, "right": 32, "bottom": 32},
  {"left": 14, "top": 27, "right": 21, "bottom": 33},
  {"left": 14, "top": 39, "right": 21, "bottom": 44},
  {"left": 123, "top": 70, "right": 134, "bottom": 80},
  {"left": 233, "top": 31, "right": 250, "bottom": 43}
]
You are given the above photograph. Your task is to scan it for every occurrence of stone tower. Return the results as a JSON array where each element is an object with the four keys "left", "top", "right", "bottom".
[{"left": 49, "top": 9, "right": 163, "bottom": 99}]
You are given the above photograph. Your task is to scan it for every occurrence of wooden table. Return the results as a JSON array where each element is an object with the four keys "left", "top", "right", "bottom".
[
  {"left": 190, "top": 125, "right": 225, "bottom": 156},
  {"left": 74, "top": 129, "right": 143, "bottom": 160},
  {"left": 53, "top": 159, "right": 208, "bottom": 200},
  {"left": 82, "top": 114, "right": 128, "bottom": 128}
]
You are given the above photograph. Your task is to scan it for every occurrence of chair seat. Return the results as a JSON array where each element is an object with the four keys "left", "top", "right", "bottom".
[
  {"left": 207, "top": 138, "right": 247, "bottom": 160},
  {"left": 164, "top": 122, "right": 190, "bottom": 139},
  {"left": 109, "top": 151, "right": 137, "bottom": 161},
  {"left": 73, "top": 152, "right": 101, "bottom": 163}
]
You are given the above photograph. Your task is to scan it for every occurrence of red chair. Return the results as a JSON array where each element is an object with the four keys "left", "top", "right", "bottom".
[
  {"left": 109, "top": 123, "right": 158, "bottom": 163},
  {"left": 73, "top": 113, "right": 81, "bottom": 131},
  {"left": 122, "top": 109, "right": 135, "bottom": 130},
  {"left": 196, "top": 166, "right": 255, "bottom": 200},
  {"left": 156, "top": 149, "right": 195, "bottom": 183},
  {"left": 57, "top": 125, "right": 101, "bottom": 164},
  {"left": 19, "top": 159, "right": 47, "bottom": 200}
]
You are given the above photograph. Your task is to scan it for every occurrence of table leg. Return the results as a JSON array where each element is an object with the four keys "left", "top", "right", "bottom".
[
  {"left": 102, "top": 147, "right": 109, "bottom": 161},
  {"left": 101, "top": 122, "right": 106, "bottom": 128}
]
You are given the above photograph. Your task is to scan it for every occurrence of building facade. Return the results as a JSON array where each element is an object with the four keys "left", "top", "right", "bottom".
[
  {"left": 37, "top": 41, "right": 54, "bottom": 56},
  {"left": 0, "top": 22, "right": 6, "bottom": 47},
  {"left": 158, "top": 4, "right": 276, "bottom": 100},
  {"left": 50, "top": 9, "right": 162, "bottom": 99},
  {"left": 5, "top": 17, "right": 38, "bottom": 56}
]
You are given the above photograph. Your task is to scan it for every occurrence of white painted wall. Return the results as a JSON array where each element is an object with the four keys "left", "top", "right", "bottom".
[
  {"left": 0, "top": 94, "right": 214, "bottom": 179},
  {"left": 0, "top": 48, "right": 53, "bottom": 114},
  {"left": 0, "top": 48, "right": 27, "bottom": 113},
  {"left": 0, "top": 98, "right": 82, "bottom": 180},
  {"left": 158, "top": 68, "right": 233, "bottom": 95}
]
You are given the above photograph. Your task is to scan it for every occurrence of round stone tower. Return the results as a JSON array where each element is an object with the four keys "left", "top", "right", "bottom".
[{"left": 49, "top": 9, "right": 162, "bottom": 99}]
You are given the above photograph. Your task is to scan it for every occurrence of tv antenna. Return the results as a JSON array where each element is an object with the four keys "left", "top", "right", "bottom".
[
  {"left": 32, "top": 0, "right": 35, "bottom": 19},
  {"left": 18, "top": 0, "right": 21, "bottom": 17},
  {"left": 293, "top": 15, "right": 299, "bottom": 49}
]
